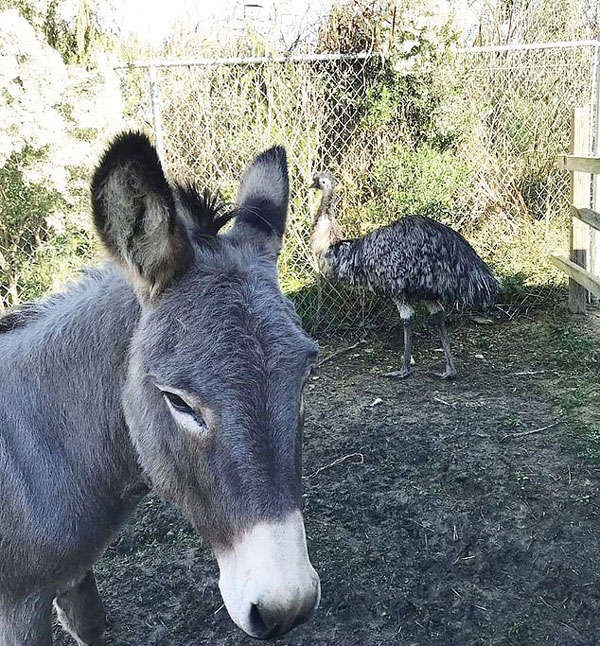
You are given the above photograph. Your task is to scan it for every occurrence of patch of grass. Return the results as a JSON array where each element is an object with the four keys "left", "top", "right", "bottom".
[
  {"left": 546, "top": 319, "right": 599, "bottom": 374},
  {"left": 579, "top": 425, "right": 600, "bottom": 463},
  {"left": 503, "top": 414, "right": 523, "bottom": 429},
  {"left": 364, "top": 348, "right": 380, "bottom": 364},
  {"left": 527, "top": 310, "right": 600, "bottom": 473},
  {"left": 498, "top": 272, "right": 529, "bottom": 302},
  {"left": 560, "top": 383, "right": 594, "bottom": 412},
  {"left": 514, "top": 470, "right": 530, "bottom": 484},
  {"left": 569, "top": 493, "right": 591, "bottom": 505}
]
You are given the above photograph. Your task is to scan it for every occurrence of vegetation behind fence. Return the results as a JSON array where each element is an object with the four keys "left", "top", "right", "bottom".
[
  {"left": 1, "top": 4, "right": 598, "bottom": 332},
  {"left": 115, "top": 44, "right": 597, "bottom": 330}
]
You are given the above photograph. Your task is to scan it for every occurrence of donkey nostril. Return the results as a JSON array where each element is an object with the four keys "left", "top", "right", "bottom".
[{"left": 249, "top": 603, "right": 269, "bottom": 637}]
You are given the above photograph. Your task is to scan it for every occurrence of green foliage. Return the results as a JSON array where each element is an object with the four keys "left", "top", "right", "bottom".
[
  {"left": 475, "top": 0, "right": 596, "bottom": 45},
  {"left": 0, "top": 149, "right": 96, "bottom": 303},
  {"left": 0, "top": 8, "right": 121, "bottom": 307},
  {"left": 369, "top": 143, "right": 469, "bottom": 218},
  {"left": 0, "top": 0, "right": 102, "bottom": 64},
  {"left": 497, "top": 272, "right": 529, "bottom": 301},
  {"left": 1, "top": 0, "right": 593, "bottom": 328}
]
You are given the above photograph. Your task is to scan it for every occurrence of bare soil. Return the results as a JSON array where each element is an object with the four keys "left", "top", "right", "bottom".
[{"left": 54, "top": 307, "right": 600, "bottom": 645}]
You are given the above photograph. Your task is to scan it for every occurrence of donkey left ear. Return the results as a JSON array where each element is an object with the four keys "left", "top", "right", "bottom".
[
  {"left": 234, "top": 146, "right": 289, "bottom": 248},
  {"left": 91, "top": 132, "right": 193, "bottom": 302}
]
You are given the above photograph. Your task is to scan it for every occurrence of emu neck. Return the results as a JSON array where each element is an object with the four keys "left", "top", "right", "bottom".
[
  {"left": 311, "top": 188, "right": 341, "bottom": 258},
  {"left": 315, "top": 187, "right": 336, "bottom": 223}
]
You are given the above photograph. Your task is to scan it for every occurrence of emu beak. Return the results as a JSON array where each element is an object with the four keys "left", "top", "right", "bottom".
[{"left": 309, "top": 179, "right": 319, "bottom": 189}]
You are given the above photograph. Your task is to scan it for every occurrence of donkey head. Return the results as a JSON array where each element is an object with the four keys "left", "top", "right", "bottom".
[{"left": 91, "top": 133, "right": 320, "bottom": 639}]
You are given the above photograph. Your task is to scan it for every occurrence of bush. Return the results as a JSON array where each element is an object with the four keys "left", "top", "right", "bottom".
[{"left": 0, "top": 8, "right": 122, "bottom": 307}]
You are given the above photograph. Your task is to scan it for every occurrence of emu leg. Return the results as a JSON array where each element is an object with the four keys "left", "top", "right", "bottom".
[
  {"left": 384, "top": 302, "right": 414, "bottom": 379},
  {"left": 54, "top": 571, "right": 107, "bottom": 646},
  {"left": 429, "top": 306, "right": 456, "bottom": 379},
  {"left": 0, "top": 590, "right": 53, "bottom": 646}
]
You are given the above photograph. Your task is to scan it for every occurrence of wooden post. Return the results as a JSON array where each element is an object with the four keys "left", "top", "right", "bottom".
[
  {"left": 568, "top": 107, "right": 591, "bottom": 313},
  {"left": 591, "top": 43, "right": 600, "bottom": 290}
]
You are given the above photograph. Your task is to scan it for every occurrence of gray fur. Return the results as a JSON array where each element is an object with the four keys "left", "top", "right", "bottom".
[
  {"left": 91, "top": 133, "right": 194, "bottom": 302},
  {"left": 310, "top": 172, "right": 499, "bottom": 377},
  {"left": 0, "top": 133, "right": 318, "bottom": 644}
]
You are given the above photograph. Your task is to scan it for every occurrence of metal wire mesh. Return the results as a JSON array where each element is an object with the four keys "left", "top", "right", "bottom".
[
  {"left": 2, "top": 44, "right": 598, "bottom": 330},
  {"left": 454, "top": 45, "right": 596, "bottom": 255},
  {"left": 148, "top": 55, "right": 399, "bottom": 332}
]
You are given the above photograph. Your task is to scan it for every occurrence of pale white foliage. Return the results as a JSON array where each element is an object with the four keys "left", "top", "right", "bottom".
[
  {"left": 0, "top": 9, "right": 123, "bottom": 231},
  {"left": 392, "top": 0, "right": 470, "bottom": 75}
]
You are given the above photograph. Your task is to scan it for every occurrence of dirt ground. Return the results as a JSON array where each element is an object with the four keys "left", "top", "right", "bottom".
[{"left": 54, "top": 306, "right": 600, "bottom": 646}]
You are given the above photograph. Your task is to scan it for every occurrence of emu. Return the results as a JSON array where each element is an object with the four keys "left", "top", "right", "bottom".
[
  {"left": 0, "top": 133, "right": 321, "bottom": 644},
  {"left": 309, "top": 171, "right": 499, "bottom": 378}
]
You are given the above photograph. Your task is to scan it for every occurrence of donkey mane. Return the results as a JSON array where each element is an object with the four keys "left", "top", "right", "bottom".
[
  {"left": 175, "top": 184, "right": 237, "bottom": 240},
  {"left": 0, "top": 303, "right": 46, "bottom": 334}
]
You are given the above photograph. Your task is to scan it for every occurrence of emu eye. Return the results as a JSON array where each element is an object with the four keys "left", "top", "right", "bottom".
[{"left": 163, "top": 391, "right": 193, "bottom": 414}]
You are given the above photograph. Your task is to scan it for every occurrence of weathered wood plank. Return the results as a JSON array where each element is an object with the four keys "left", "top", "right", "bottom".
[
  {"left": 551, "top": 254, "right": 600, "bottom": 298},
  {"left": 556, "top": 155, "right": 600, "bottom": 174},
  {"left": 570, "top": 205, "right": 600, "bottom": 232},
  {"left": 568, "top": 108, "right": 590, "bottom": 313}
]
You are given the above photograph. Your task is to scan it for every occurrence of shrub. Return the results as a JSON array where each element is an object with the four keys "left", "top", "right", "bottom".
[{"left": 0, "top": 8, "right": 122, "bottom": 307}]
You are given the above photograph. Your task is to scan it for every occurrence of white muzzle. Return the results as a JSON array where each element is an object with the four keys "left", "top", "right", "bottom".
[{"left": 214, "top": 510, "right": 320, "bottom": 639}]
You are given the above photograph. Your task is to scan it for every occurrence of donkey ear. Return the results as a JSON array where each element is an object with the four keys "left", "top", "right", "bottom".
[
  {"left": 234, "top": 146, "right": 289, "bottom": 247},
  {"left": 91, "top": 132, "right": 192, "bottom": 301}
]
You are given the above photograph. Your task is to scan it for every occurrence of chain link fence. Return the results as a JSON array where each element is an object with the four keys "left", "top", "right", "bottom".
[
  {"left": 454, "top": 43, "right": 598, "bottom": 304},
  {"left": 114, "top": 44, "right": 599, "bottom": 331},
  {"left": 117, "top": 53, "right": 401, "bottom": 331},
  {"left": 3, "top": 43, "right": 599, "bottom": 331}
]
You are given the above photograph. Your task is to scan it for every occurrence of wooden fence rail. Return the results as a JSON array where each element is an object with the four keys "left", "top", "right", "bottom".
[{"left": 551, "top": 106, "right": 600, "bottom": 313}]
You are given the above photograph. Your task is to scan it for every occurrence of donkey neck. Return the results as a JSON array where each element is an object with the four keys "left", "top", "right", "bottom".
[{"left": 0, "top": 265, "right": 143, "bottom": 514}]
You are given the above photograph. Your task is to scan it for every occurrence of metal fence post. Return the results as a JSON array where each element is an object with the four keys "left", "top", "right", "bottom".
[{"left": 148, "top": 65, "right": 166, "bottom": 167}]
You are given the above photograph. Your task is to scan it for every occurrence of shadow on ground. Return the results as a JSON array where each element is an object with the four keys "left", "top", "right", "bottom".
[{"left": 54, "top": 305, "right": 600, "bottom": 646}]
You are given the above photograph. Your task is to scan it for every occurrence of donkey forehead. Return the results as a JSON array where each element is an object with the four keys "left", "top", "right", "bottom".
[{"left": 139, "top": 250, "right": 317, "bottom": 379}]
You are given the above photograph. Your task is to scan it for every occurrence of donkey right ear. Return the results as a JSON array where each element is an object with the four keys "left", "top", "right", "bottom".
[
  {"left": 91, "top": 132, "right": 192, "bottom": 302},
  {"left": 234, "top": 146, "right": 289, "bottom": 251}
]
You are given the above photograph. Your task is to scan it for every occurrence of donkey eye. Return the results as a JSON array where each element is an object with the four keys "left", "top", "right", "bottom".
[
  {"left": 162, "top": 390, "right": 209, "bottom": 436},
  {"left": 163, "top": 391, "right": 193, "bottom": 413}
]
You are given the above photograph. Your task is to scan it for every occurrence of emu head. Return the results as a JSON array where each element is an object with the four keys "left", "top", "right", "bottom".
[{"left": 309, "top": 171, "right": 337, "bottom": 192}]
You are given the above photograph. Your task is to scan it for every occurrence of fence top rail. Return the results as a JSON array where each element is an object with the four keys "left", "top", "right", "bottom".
[
  {"left": 457, "top": 39, "right": 600, "bottom": 54},
  {"left": 556, "top": 155, "right": 600, "bottom": 174},
  {"left": 113, "top": 51, "right": 379, "bottom": 70},
  {"left": 550, "top": 253, "right": 600, "bottom": 298},
  {"left": 114, "top": 40, "right": 600, "bottom": 70}
]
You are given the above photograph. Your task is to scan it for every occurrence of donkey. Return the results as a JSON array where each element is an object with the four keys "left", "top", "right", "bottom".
[{"left": 0, "top": 132, "right": 321, "bottom": 645}]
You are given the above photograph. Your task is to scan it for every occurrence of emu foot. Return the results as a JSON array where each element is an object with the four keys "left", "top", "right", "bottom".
[
  {"left": 438, "top": 366, "right": 457, "bottom": 380},
  {"left": 383, "top": 368, "right": 412, "bottom": 379}
]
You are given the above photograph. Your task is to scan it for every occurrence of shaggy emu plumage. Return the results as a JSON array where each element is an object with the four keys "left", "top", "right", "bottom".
[{"left": 310, "top": 171, "right": 499, "bottom": 378}]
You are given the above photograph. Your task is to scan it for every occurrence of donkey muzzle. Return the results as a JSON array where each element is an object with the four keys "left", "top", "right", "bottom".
[{"left": 215, "top": 510, "right": 320, "bottom": 639}]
